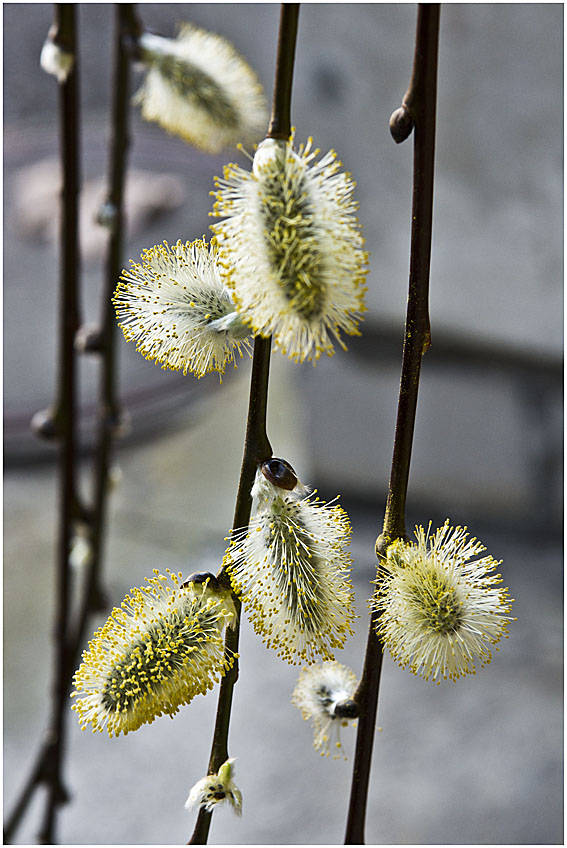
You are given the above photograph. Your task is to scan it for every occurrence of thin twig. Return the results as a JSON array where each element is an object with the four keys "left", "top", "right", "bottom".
[
  {"left": 4, "top": 8, "right": 142, "bottom": 842},
  {"left": 6, "top": 2, "right": 81, "bottom": 837},
  {"left": 343, "top": 6, "right": 440, "bottom": 844},
  {"left": 69, "top": 2, "right": 141, "bottom": 673},
  {"left": 267, "top": 4, "right": 300, "bottom": 141},
  {"left": 381, "top": 3, "right": 439, "bottom": 545},
  {"left": 188, "top": 6, "right": 300, "bottom": 843},
  {"left": 188, "top": 336, "right": 272, "bottom": 846}
]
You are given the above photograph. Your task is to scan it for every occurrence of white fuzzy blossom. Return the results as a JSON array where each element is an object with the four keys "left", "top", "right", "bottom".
[
  {"left": 113, "top": 238, "right": 252, "bottom": 380},
  {"left": 185, "top": 758, "right": 242, "bottom": 815},
  {"left": 211, "top": 132, "right": 368, "bottom": 363},
  {"left": 72, "top": 572, "right": 236, "bottom": 736},
  {"left": 292, "top": 661, "right": 358, "bottom": 758},
  {"left": 372, "top": 521, "right": 515, "bottom": 683},
  {"left": 224, "top": 459, "right": 355, "bottom": 664},
  {"left": 40, "top": 38, "right": 74, "bottom": 83},
  {"left": 134, "top": 25, "right": 267, "bottom": 153}
]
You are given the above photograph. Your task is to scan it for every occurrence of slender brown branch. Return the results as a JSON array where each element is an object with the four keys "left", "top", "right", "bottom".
[
  {"left": 40, "top": 5, "right": 80, "bottom": 844},
  {"left": 381, "top": 3, "right": 439, "bottom": 545},
  {"left": 343, "top": 6, "right": 440, "bottom": 844},
  {"left": 4, "top": 8, "right": 141, "bottom": 842},
  {"left": 267, "top": 4, "right": 299, "bottom": 140},
  {"left": 69, "top": 2, "right": 140, "bottom": 670},
  {"left": 189, "top": 6, "right": 299, "bottom": 843},
  {"left": 188, "top": 337, "right": 272, "bottom": 845},
  {"left": 36, "top": 5, "right": 80, "bottom": 842}
]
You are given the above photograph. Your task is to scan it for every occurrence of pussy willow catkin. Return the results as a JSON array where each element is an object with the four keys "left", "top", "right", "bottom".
[
  {"left": 372, "top": 522, "right": 515, "bottom": 683},
  {"left": 211, "top": 133, "right": 368, "bottom": 363},
  {"left": 72, "top": 572, "right": 236, "bottom": 736},
  {"left": 225, "top": 459, "right": 355, "bottom": 664}
]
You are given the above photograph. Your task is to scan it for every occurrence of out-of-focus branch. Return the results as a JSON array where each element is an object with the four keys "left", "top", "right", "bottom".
[
  {"left": 70, "top": 1, "right": 141, "bottom": 670},
  {"left": 37, "top": 3, "right": 81, "bottom": 842},
  {"left": 5, "top": 5, "right": 81, "bottom": 844},
  {"left": 5, "top": 7, "right": 143, "bottom": 843}
]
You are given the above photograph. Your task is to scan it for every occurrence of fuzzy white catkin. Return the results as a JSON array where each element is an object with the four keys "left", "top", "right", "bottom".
[
  {"left": 134, "top": 25, "right": 267, "bottom": 153},
  {"left": 225, "top": 462, "right": 356, "bottom": 664},
  {"left": 211, "top": 132, "right": 368, "bottom": 363},
  {"left": 373, "top": 522, "right": 515, "bottom": 682}
]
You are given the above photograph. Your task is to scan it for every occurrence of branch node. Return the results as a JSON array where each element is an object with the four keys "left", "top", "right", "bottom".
[
  {"left": 112, "top": 407, "right": 131, "bottom": 438},
  {"left": 75, "top": 324, "right": 104, "bottom": 354}
]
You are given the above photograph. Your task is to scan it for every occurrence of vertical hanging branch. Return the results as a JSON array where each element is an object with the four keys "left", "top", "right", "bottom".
[
  {"left": 71, "top": 2, "right": 141, "bottom": 665},
  {"left": 188, "top": 5, "right": 299, "bottom": 844},
  {"left": 343, "top": 5, "right": 440, "bottom": 844},
  {"left": 381, "top": 2, "right": 439, "bottom": 544},
  {"left": 40, "top": 4, "right": 80, "bottom": 844},
  {"left": 5, "top": 8, "right": 141, "bottom": 843},
  {"left": 267, "top": 3, "right": 299, "bottom": 141}
]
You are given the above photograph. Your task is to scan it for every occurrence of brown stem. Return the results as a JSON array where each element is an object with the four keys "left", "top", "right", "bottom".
[
  {"left": 343, "top": 6, "right": 440, "bottom": 844},
  {"left": 4, "top": 7, "right": 141, "bottom": 842},
  {"left": 189, "top": 4, "right": 300, "bottom": 841},
  {"left": 267, "top": 4, "right": 299, "bottom": 140},
  {"left": 69, "top": 2, "right": 139, "bottom": 667},
  {"left": 381, "top": 3, "right": 439, "bottom": 545},
  {"left": 39, "top": 5, "right": 80, "bottom": 843},
  {"left": 188, "top": 338, "right": 272, "bottom": 845}
]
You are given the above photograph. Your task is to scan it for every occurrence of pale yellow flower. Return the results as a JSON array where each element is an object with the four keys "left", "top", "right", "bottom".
[
  {"left": 372, "top": 522, "right": 515, "bottom": 683},
  {"left": 225, "top": 459, "right": 356, "bottom": 664},
  {"left": 135, "top": 24, "right": 267, "bottom": 153},
  {"left": 113, "top": 238, "right": 252, "bottom": 379},
  {"left": 292, "top": 661, "right": 358, "bottom": 758},
  {"left": 211, "top": 132, "right": 368, "bottom": 363},
  {"left": 72, "top": 572, "right": 236, "bottom": 736},
  {"left": 185, "top": 758, "right": 242, "bottom": 815}
]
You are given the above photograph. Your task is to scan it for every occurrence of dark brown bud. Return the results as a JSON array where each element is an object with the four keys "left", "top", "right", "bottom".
[
  {"left": 389, "top": 104, "right": 414, "bottom": 144},
  {"left": 30, "top": 408, "right": 59, "bottom": 441},
  {"left": 334, "top": 698, "right": 359, "bottom": 719},
  {"left": 182, "top": 572, "right": 219, "bottom": 590},
  {"left": 260, "top": 458, "right": 298, "bottom": 491}
]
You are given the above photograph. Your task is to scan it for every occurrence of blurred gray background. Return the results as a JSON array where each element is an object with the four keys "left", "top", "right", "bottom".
[{"left": 4, "top": 3, "right": 563, "bottom": 845}]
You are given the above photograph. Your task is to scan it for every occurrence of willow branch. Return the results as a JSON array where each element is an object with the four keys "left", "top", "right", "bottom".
[
  {"left": 267, "top": 4, "right": 299, "bottom": 140},
  {"left": 188, "top": 5, "right": 299, "bottom": 843},
  {"left": 381, "top": 3, "right": 439, "bottom": 544},
  {"left": 343, "top": 6, "right": 440, "bottom": 844},
  {"left": 37, "top": 3, "right": 81, "bottom": 841},
  {"left": 69, "top": 2, "right": 140, "bottom": 673},
  {"left": 4, "top": 6, "right": 82, "bottom": 845},
  {"left": 188, "top": 337, "right": 272, "bottom": 846}
]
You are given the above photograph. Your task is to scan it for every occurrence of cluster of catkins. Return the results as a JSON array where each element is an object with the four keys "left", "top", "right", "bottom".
[{"left": 65, "top": 20, "right": 514, "bottom": 817}]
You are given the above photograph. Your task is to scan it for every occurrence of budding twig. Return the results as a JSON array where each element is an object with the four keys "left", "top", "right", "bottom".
[
  {"left": 343, "top": 6, "right": 440, "bottom": 844},
  {"left": 4, "top": 8, "right": 143, "bottom": 843},
  {"left": 4, "top": 6, "right": 80, "bottom": 844},
  {"left": 188, "top": 5, "right": 299, "bottom": 844},
  {"left": 70, "top": 1, "right": 140, "bottom": 670}
]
